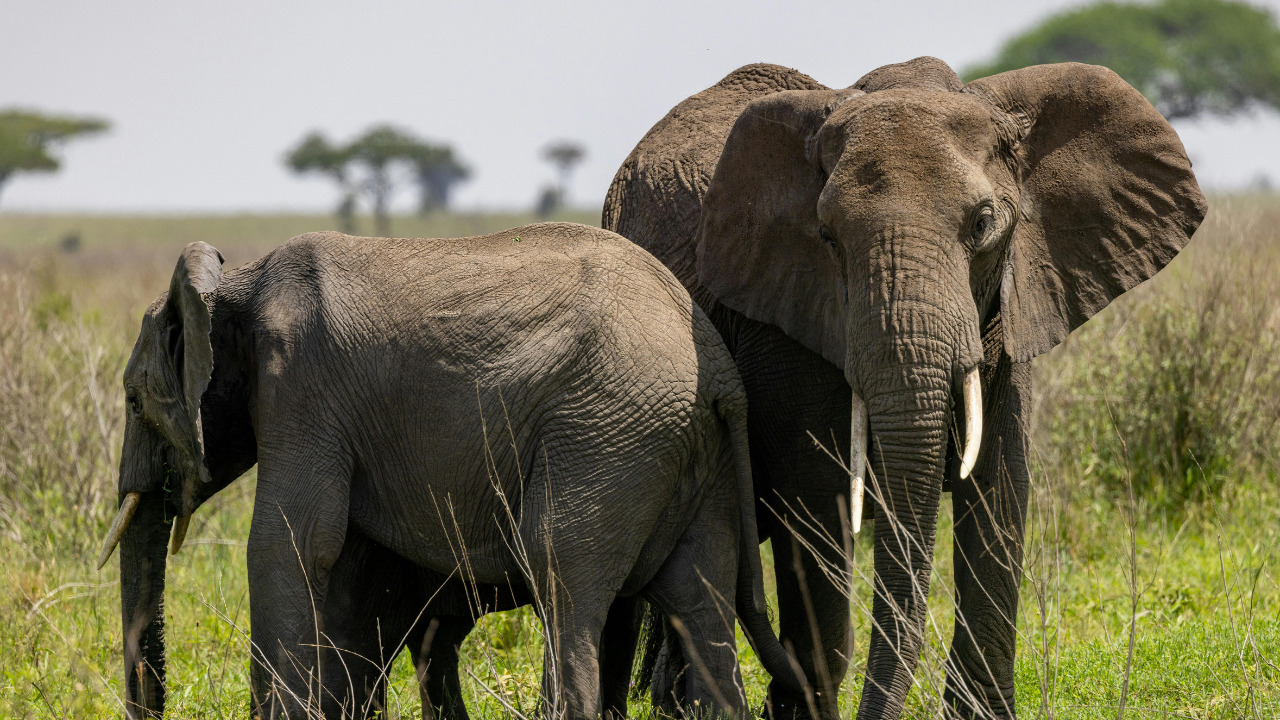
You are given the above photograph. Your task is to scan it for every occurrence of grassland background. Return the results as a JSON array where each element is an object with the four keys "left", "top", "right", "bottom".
[{"left": 0, "top": 203, "right": 1276, "bottom": 719}]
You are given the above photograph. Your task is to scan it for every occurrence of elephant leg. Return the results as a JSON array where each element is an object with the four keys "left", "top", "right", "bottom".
[
  {"left": 643, "top": 497, "right": 746, "bottom": 719},
  {"left": 648, "top": 615, "right": 682, "bottom": 714},
  {"left": 727, "top": 315, "right": 853, "bottom": 720},
  {"left": 532, "top": 594, "right": 610, "bottom": 720},
  {"left": 767, "top": 520, "right": 850, "bottom": 720},
  {"left": 600, "top": 596, "right": 643, "bottom": 720},
  {"left": 247, "top": 461, "right": 350, "bottom": 720},
  {"left": 519, "top": 492, "right": 617, "bottom": 719},
  {"left": 943, "top": 359, "right": 1032, "bottom": 719},
  {"left": 408, "top": 614, "right": 475, "bottom": 720},
  {"left": 320, "top": 530, "right": 418, "bottom": 719}
]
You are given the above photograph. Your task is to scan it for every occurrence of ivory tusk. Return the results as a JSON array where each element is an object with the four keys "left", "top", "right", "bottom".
[
  {"left": 959, "top": 367, "right": 983, "bottom": 479},
  {"left": 97, "top": 492, "right": 142, "bottom": 570},
  {"left": 850, "top": 390, "right": 868, "bottom": 535},
  {"left": 170, "top": 514, "right": 191, "bottom": 556}
]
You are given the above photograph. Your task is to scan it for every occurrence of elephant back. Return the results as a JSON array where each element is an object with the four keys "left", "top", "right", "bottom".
[{"left": 603, "top": 64, "right": 827, "bottom": 311}]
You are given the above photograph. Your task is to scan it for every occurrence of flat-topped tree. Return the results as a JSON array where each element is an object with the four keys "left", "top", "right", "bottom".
[
  {"left": 285, "top": 126, "right": 471, "bottom": 237},
  {"left": 963, "top": 0, "right": 1280, "bottom": 121},
  {"left": 0, "top": 110, "right": 109, "bottom": 208}
]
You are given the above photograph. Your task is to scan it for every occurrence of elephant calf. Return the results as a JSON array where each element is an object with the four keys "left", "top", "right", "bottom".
[{"left": 99, "top": 224, "right": 804, "bottom": 719}]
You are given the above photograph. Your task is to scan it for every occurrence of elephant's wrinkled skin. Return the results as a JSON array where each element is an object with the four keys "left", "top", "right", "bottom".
[
  {"left": 106, "top": 224, "right": 804, "bottom": 719},
  {"left": 604, "top": 59, "right": 1205, "bottom": 719}
]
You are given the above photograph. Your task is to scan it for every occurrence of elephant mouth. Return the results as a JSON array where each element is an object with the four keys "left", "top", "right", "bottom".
[{"left": 847, "top": 364, "right": 982, "bottom": 534}]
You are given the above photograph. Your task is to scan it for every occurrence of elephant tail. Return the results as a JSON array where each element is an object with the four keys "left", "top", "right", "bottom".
[{"left": 717, "top": 388, "right": 810, "bottom": 698}]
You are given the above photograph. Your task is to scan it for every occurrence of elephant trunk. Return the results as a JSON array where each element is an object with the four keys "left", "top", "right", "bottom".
[
  {"left": 844, "top": 237, "right": 983, "bottom": 719},
  {"left": 854, "top": 365, "right": 951, "bottom": 719},
  {"left": 114, "top": 422, "right": 176, "bottom": 720}
]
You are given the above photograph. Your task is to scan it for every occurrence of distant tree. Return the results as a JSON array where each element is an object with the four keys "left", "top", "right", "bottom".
[
  {"left": 285, "top": 131, "right": 357, "bottom": 232},
  {"left": 538, "top": 140, "right": 586, "bottom": 216},
  {"left": 406, "top": 144, "right": 470, "bottom": 215},
  {"left": 0, "top": 110, "right": 108, "bottom": 208},
  {"left": 963, "top": 0, "right": 1280, "bottom": 121},
  {"left": 535, "top": 184, "right": 562, "bottom": 219},
  {"left": 286, "top": 126, "right": 470, "bottom": 236}
]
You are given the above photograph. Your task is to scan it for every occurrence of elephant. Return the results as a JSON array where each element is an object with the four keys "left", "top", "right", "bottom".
[
  {"left": 603, "top": 58, "right": 1206, "bottom": 719},
  {"left": 318, "top": 533, "right": 643, "bottom": 720},
  {"left": 96, "top": 224, "right": 808, "bottom": 719}
]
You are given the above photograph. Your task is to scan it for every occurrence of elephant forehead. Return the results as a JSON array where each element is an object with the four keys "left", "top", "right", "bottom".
[{"left": 826, "top": 90, "right": 1002, "bottom": 160}]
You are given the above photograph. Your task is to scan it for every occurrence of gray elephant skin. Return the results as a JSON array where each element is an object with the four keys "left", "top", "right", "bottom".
[
  {"left": 604, "top": 58, "right": 1206, "bottom": 719},
  {"left": 100, "top": 223, "right": 805, "bottom": 719}
]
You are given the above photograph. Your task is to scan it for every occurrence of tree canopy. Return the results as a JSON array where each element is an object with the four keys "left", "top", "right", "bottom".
[
  {"left": 285, "top": 125, "right": 469, "bottom": 236},
  {"left": 963, "top": 0, "right": 1280, "bottom": 120},
  {"left": 0, "top": 110, "right": 109, "bottom": 206}
]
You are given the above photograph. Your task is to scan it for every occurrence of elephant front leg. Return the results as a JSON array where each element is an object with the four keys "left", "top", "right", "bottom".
[
  {"left": 768, "top": 522, "right": 850, "bottom": 720},
  {"left": 944, "top": 359, "right": 1031, "bottom": 719},
  {"left": 246, "top": 468, "right": 350, "bottom": 719}
]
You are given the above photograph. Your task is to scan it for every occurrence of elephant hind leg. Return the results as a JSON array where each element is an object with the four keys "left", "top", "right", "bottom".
[
  {"left": 600, "top": 596, "right": 644, "bottom": 720},
  {"left": 408, "top": 615, "right": 475, "bottom": 720},
  {"left": 641, "top": 498, "right": 746, "bottom": 718}
]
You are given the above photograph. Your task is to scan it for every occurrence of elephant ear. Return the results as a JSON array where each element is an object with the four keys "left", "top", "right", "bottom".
[
  {"left": 965, "top": 63, "right": 1207, "bottom": 362},
  {"left": 695, "top": 88, "right": 863, "bottom": 367},
  {"left": 162, "top": 242, "right": 224, "bottom": 486}
]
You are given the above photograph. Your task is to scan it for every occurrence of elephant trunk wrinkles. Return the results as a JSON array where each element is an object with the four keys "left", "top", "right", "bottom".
[
  {"left": 845, "top": 249, "right": 981, "bottom": 718},
  {"left": 119, "top": 489, "right": 171, "bottom": 718},
  {"left": 856, "top": 366, "right": 950, "bottom": 719}
]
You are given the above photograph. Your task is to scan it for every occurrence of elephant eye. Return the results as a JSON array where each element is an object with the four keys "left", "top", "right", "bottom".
[
  {"left": 126, "top": 388, "right": 142, "bottom": 415},
  {"left": 819, "top": 225, "right": 836, "bottom": 247},
  {"left": 970, "top": 207, "right": 995, "bottom": 244}
]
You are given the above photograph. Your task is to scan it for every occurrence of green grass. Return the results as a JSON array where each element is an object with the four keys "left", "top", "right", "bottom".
[{"left": 1, "top": 203, "right": 1277, "bottom": 718}]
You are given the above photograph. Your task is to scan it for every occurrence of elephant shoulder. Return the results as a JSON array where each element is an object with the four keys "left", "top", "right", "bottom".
[{"left": 605, "top": 64, "right": 827, "bottom": 303}]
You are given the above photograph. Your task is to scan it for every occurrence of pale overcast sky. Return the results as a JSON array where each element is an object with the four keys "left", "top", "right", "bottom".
[{"left": 3, "top": 0, "right": 1279, "bottom": 213}]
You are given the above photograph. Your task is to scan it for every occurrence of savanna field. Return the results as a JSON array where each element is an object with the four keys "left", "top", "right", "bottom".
[{"left": 0, "top": 202, "right": 1276, "bottom": 719}]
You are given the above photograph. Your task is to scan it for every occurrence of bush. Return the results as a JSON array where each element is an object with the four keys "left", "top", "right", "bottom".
[{"left": 1035, "top": 197, "right": 1280, "bottom": 511}]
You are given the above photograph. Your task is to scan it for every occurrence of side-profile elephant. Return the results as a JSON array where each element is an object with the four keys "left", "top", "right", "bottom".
[
  {"left": 604, "top": 58, "right": 1206, "bottom": 718},
  {"left": 97, "top": 224, "right": 806, "bottom": 719}
]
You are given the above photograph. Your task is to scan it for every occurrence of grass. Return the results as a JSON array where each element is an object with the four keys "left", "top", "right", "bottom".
[{"left": 0, "top": 201, "right": 1277, "bottom": 718}]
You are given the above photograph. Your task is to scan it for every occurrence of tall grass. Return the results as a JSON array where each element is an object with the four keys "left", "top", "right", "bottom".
[
  {"left": 0, "top": 204, "right": 1277, "bottom": 718},
  {"left": 1034, "top": 195, "right": 1280, "bottom": 511}
]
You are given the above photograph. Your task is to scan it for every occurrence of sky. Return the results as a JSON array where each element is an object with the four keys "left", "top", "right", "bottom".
[{"left": 3, "top": 0, "right": 1279, "bottom": 214}]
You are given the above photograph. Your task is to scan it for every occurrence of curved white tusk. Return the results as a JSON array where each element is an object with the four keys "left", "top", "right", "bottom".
[
  {"left": 170, "top": 515, "right": 191, "bottom": 556},
  {"left": 97, "top": 492, "right": 142, "bottom": 570},
  {"left": 959, "top": 367, "right": 983, "bottom": 479},
  {"left": 850, "top": 390, "right": 868, "bottom": 535}
]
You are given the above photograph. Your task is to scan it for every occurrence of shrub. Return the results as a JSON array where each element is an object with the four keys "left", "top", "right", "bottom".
[{"left": 1035, "top": 197, "right": 1280, "bottom": 511}]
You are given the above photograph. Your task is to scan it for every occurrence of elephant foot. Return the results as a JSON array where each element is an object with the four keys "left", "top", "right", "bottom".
[
  {"left": 942, "top": 685, "right": 1017, "bottom": 720},
  {"left": 762, "top": 682, "right": 824, "bottom": 720}
]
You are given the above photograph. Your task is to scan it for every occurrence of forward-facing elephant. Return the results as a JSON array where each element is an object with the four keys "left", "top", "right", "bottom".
[
  {"left": 98, "top": 224, "right": 806, "bottom": 719},
  {"left": 604, "top": 58, "right": 1206, "bottom": 718}
]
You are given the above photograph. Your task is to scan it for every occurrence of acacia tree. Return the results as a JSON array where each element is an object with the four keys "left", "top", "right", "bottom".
[
  {"left": 285, "top": 132, "right": 356, "bottom": 231},
  {"left": 286, "top": 126, "right": 471, "bottom": 236},
  {"left": 406, "top": 144, "right": 470, "bottom": 215},
  {"left": 538, "top": 140, "right": 586, "bottom": 216},
  {"left": 963, "top": 0, "right": 1280, "bottom": 120},
  {"left": 0, "top": 110, "right": 109, "bottom": 207}
]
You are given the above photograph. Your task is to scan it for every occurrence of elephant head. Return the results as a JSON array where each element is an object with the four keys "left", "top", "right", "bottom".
[
  {"left": 694, "top": 58, "right": 1205, "bottom": 715},
  {"left": 97, "top": 242, "right": 244, "bottom": 718}
]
